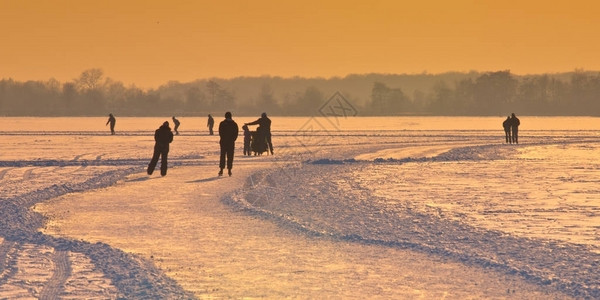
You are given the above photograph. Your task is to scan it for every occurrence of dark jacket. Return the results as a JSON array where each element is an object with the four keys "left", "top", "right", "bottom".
[
  {"left": 155, "top": 124, "right": 174, "bottom": 149},
  {"left": 246, "top": 116, "right": 271, "bottom": 132},
  {"left": 510, "top": 116, "right": 520, "bottom": 129},
  {"left": 219, "top": 118, "right": 239, "bottom": 145},
  {"left": 502, "top": 118, "right": 511, "bottom": 131}
]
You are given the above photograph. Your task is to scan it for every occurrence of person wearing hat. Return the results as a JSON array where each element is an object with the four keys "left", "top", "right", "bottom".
[
  {"left": 245, "top": 112, "right": 273, "bottom": 155},
  {"left": 218, "top": 111, "right": 239, "bottom": 176},
  {"left": 147, "top": 121, "right": 174, "bottom": 176}
]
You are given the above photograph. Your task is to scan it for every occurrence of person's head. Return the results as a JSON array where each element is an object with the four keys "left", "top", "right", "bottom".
[
  {"left": 261, "top": 112, "right": 267, "bottom": 118},
  {"left": 225, "top": 111, "right": 232, "bottom": 119},
  {"left": 511, "top": 113, "right": 516, "bottom": 117},
  {"left": 242, "top": 125, "right": 249, "bottom": 131},
  {"left": 172, "top": 116, "right": 176, "bottom": 120},
  {"left": 208, "top": 114, "right": 212, "bottom": 117},
  {"left": 162, "top": 121, "right": 169, "bottom": 127},
  {"left": 109, "top": 113, "right": 113, "bottom": 117}
]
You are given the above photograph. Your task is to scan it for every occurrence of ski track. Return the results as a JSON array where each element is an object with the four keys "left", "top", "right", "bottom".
[
  {"left": 229, "top": 142, "right": 600, "bottom": 299},
  {"left": 0, "top": 164, "right": 195, "bottom": 299}
]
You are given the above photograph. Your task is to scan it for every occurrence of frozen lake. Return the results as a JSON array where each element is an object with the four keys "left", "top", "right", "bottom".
[{"left": 1, "top": 116, "right": 599, "bottom": 298}]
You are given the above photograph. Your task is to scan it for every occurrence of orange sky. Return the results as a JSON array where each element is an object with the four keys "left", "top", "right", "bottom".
[{"left": 1, "top": 0, "right": 599, "bottom": 88}]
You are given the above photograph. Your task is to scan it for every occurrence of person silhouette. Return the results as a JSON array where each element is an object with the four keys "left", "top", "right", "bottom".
[
  {"left": 218, "top": 112, "right": 238, "bottom": 176},
  {"left": 510, "top": 113, "right": 520, "bottom": 144},
  {"left": 245, "top": 112, "right": 273, "bottom": 154},
  {"left": 242, "top": 125, "right": 252, "bottom": 156},
  {"left": 502, "top": 116, "right": 512, "bottom": 144},
  {"left": 207, "top": 114, "right": 215, "bottom": 135},
  {"left": 147, "top": 121, "right": 174, "bottom": 176},
  {"left": 172, "top": 116, "right": 180, "bottom": 135},
  {"left": 106, "top": 113, "right": 116, "bottom": 135}
]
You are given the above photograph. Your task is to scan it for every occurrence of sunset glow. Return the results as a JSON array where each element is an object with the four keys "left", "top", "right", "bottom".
[{"left": 2, "top": 0, "right": 600, "bottom": 88}]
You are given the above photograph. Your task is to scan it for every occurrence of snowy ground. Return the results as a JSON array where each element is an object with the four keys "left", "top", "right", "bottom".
[{"left": 1, "top": 116, "right": 598, "bottom": 298}]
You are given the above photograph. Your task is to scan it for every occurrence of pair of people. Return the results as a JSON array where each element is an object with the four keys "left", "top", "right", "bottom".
[
  {"left": 241, "top": 113, "right": 274, "bottom": 156},
  {"left": 146, "top": 114, "right": 232, "bottom": 177},
  {"left": 502, "top": 113, "right": 520, "bottom": 144}
]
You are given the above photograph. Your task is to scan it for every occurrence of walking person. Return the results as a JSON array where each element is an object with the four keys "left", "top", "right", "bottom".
[
  {"left": 106, "top": 113, "right": 116, "bottom": 135},
  {"left": 207, "top": 114, "right": 215, "bottom": 135},
  {"left": 172, "top": 116, "right": 180, "bottom": 135},
  {"left": 218, "top": 112, "right": 239, "bottom": 176},
  {"left": 502, "top": 116, "right": 512, "bottom": 144},
  {"left": 510, "top": 113, "right": 520, "bottom": 144},
  {"left": 245, "top": 112, "right": 273, "bottom": 155},
  {"left": 147, "top": 121, "right": 174, "bottom": 176}
]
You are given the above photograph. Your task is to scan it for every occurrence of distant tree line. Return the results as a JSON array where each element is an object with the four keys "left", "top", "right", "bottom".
[{"left": 1, "top": 68, "right": 599, "bottom": 116}]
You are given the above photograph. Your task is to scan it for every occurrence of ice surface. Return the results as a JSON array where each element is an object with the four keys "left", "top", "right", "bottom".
[{"left": 2, "top": 116, "right": 599, "bottom": 298}]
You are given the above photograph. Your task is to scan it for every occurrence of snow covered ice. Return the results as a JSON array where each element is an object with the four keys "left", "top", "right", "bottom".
[{"left": 1, "top": 116, "right": 599, "bottom": 298}]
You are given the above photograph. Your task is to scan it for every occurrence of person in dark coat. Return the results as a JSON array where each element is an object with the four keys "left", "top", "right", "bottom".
[
  {"left": 147, "top": 121, "right": 174, "bottom": 176},
  {"left": 502, "top": 116, "right": 512, "bottom": 144},
  {"left": 245, "top": 112, "right": 273, "bottom": 154},
  {"left": 106, "top": 113, "right": 116, "bottom": 135},
  {"left": 207, "top": 114, "right": 215, "bottom": 135},
  {"left": 218, "top": 112, "right": 239, "bottom": 176},
  {"left": 510, "top": 113, "right": 520, "bottom": 144},
  {"left": 242, "top": 125, "right": 252, "bottom": 156},
  {"left": 172, "top": 116, "right": 180, "bottom": 135}
]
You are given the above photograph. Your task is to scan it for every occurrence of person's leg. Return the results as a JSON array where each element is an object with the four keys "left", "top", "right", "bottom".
[
  {"left": 266, "top": 133, "right": 273, "bottom": 154},
  {"left": 147, "top": 148, "right": 160, "bottom": 175},
  {"left": 160, "top": 150, "right": 168, "bottom": 176},
  {"left": 514, "top": 129, "right": 518, "bottom": 144},
  {"left": 219, "top": 145, "right": 226, "bottom": 175},
  {"left": 226, "top": 144, "right": 234, "bottom": 175}
]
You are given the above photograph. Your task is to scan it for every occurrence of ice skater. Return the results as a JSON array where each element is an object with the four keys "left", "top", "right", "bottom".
[
  {"left": 218, "top": 112, "right": 239, "bottom": 176},
  {"left": 172, "top": 116, "right": 180, "bottom": 135},
  {"left": 510, "top": 113, "right": 520, "bottom": 144},
  {"left": 242, "top": 125, "right": 252, "bottom": 156},
  {"left": 147, "top": 121, "right": 174, "bottom": 176},
  {"left": 106, "top": 113, "right": 116, "bottom": 135},
  {"left": 502, "top": 116, "right": 512, "bottom": 143},
  {"left": 207, "top": 114, "right": 215, "bottom": 135},
  {"left": 245, "top": 112, "right": 273, "bottom": 155}
]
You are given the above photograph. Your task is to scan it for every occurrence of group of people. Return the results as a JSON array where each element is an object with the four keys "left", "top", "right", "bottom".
[
  {"left": 217, "top": 112, "right": 273, "bottom": 176},
  {"left": 106, "top": 114, "right": 214, "bottom": 136},
  {"left": 132, "top": 111, "right": 272, "bottom": 178},
  {"left": 502, "top": 113, "right": 520, "bottom": 144}
]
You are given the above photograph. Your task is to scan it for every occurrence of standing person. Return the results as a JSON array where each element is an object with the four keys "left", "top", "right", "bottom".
[
  {"left": 207, "top": 114, "right": 215, "bottom": 135},
  {"left": 218, "top": 112, "right": 239, "bottom": 176},
  {"left": 106, "top": 113, "right": 116, "bottom": 135},
  {"left": 147, "top": 121, "right": 174, "bottom": 176},
  {"left": 510, "top": 113, "right": 520, "bottom": 144},
  {"left": 172, "top": 116, "right": 181, "bottom": 135},
  {"left": 245, "top": 112, "right": 273, "bottom": 155},
  {"left": 242, "top": 125, "right": 252, "bottom": 156},
  {"left": 502, "top": 116, "right": 512, "bottom": 144}
]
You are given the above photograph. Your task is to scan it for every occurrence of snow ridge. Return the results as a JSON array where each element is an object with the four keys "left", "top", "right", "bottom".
[
  {"left": 0, "top": 167, "right": 195, "bottom": 299},
  {"left": 227, "top": 162, "right": 600, "bottom": 299}
]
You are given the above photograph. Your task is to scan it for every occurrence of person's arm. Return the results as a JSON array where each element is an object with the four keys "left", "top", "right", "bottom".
[{"left": 245, "top": 119, "right": 260, "bottom": 126}]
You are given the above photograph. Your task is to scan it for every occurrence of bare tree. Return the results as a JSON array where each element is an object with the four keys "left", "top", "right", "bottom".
[{"left": 76, "top": 68, "right": 104, "bottom": 90}]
